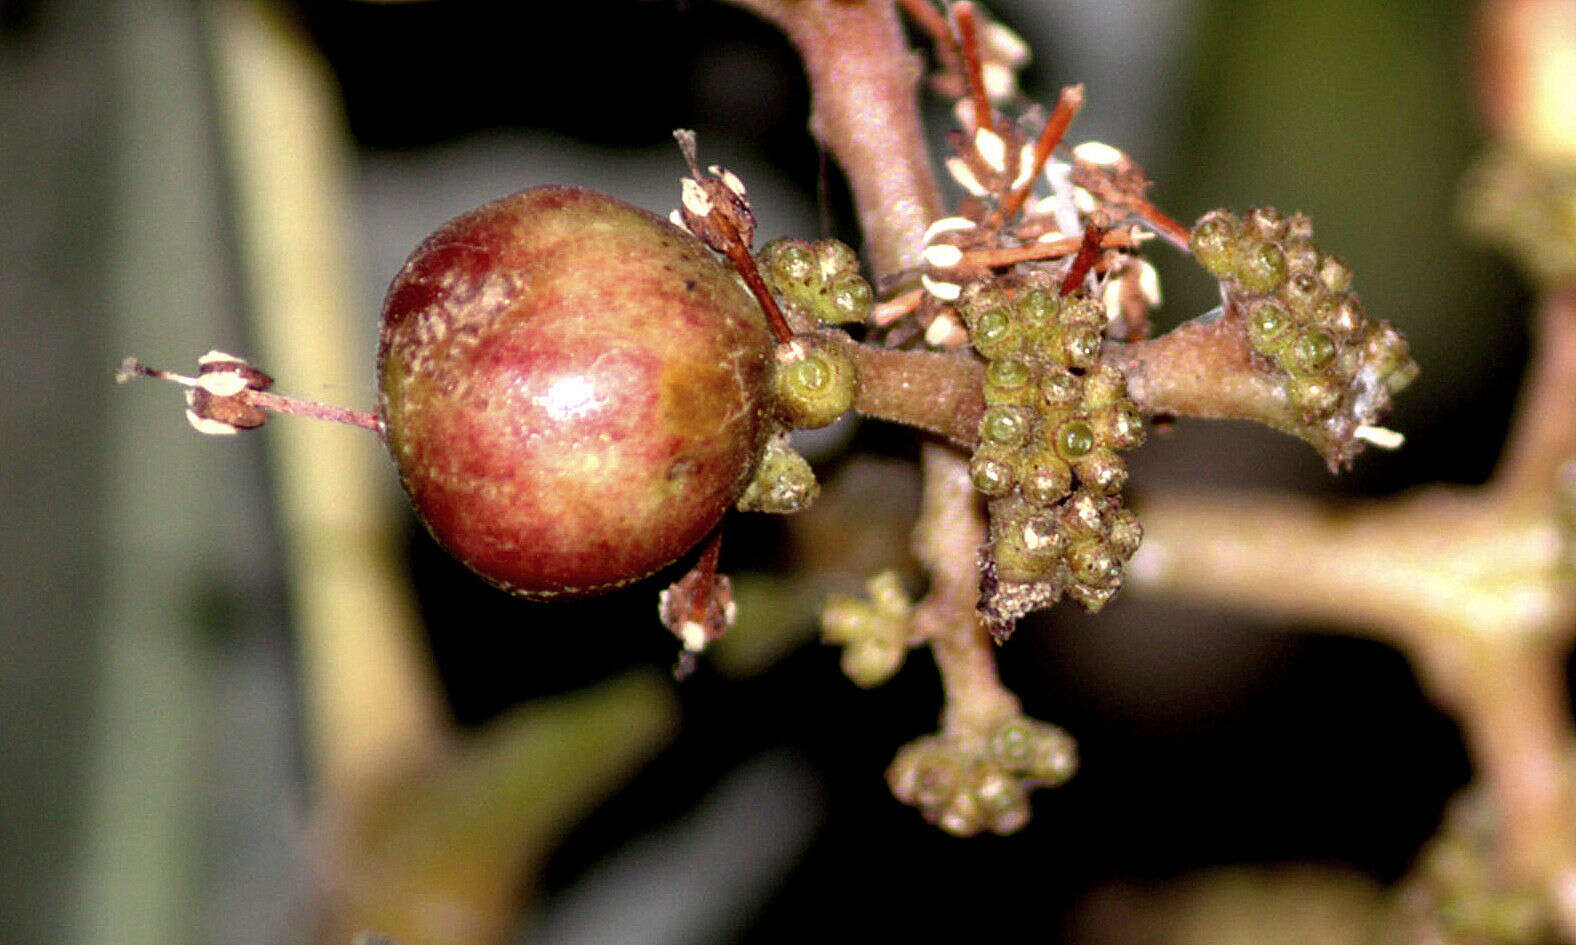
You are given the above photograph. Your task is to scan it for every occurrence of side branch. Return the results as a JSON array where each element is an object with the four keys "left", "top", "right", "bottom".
[{"left": 726, "top": 0, "right": 944, "bottom": 279}]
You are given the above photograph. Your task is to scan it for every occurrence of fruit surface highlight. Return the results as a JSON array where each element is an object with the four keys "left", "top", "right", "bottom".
[{"left": 379, "top": 186, "right": 772, "bottom": 597}]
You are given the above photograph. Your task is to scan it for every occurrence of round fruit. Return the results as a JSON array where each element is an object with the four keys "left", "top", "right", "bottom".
[{"left": 378, "top": 186, "right": 773, "bottom": 597}]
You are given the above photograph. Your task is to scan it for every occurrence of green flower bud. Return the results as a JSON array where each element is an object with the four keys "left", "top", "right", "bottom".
[
  {"left": 970, "top": 447, "right": 1018, "bottom": 497},
  {"left": 1054, "top": 419, "right": 1096, "bottom": 461},
  {"left": 1108, "top": 507, "right": 1143, "bottom": 559},
  {"left": 992, "top": 512, "right": 1065, "bottom": 583},
  {"left": 737, "top": 434, "right": 819, "bottom": 514},
  {"left": 1282, "top": 271, "right": 1325, "bottom": 312},
  {"left": 938, "top": 788, "right": 985, "bottom": 837},
  {"left": 980, "top": 405, "right": 1031, "bottom": 448},
  {"left": 1247, "top": 298, "right": 1292, "bottom": 350},
  {"left": 761, "top": 238, "right": 819, "bottom": 289},
  {"left": 823, "top": 273, "right": 873, "bottom": 323},
  {"left": 1061, "top": 295, "right": 1106, "bottom": 328},
  {"left": 1318, "top": 254, "right": 1353, "bottom": 293},
  {"left": 842, "top": 640, "right": 904, "bottom": 689},
  {"left": 990, "top": 717, "right": 1037, "bottom": 772},
  {"left": 814, "top": 238, "right": 861, "bottom": 278},
  {"left": 887, "top": 737, "right": 951, "bottom": 806},
  {"left": 1282, "top": 238, "right": 1319, "bottom": 276},
  {"left": 1290, "top": 328, "right": 1337, "bottom": 374},
  {"left": 772, "top": 339, "right": 858, "bottom": 429},
  {"left": 1093, "top": 403, "right": 1146, "bottom": 450},
  {"left": 972, "top": 766, "right": 1030, "bottom": 835},
  {"left": 1021, "top": 451, "right": 1073, "bottom": 507},
  {"left": 1059, "top": 489, "right": 1107, "bottom": 535},
  {"left": 1236, "top": 240, "right": 1287, "bottom": 294},
  {"left": 1365, "top": 326, "right": 1418, "bottom": 393},
  {"left": 1074, "top": 449, "right": 1127, "bottom": 495},
  {"left": 1327, "top": 295, "right": 1365, "bottom": 336},
  {"left": 1288, "top": 375, "right": 1341, "bottom": 419},
  {"left": 1067, "top": 537, "right": 1120, "bottom": 587},
  {"left": 1040, "top": 367, "right": 1082, "bottom": 407},
  {"left": 1027, "top": 725, "right": 1078, "bottom": 786},
  {"left": 969, "top": 307, "right": 1017, "bottom": 359},
  {"left": 984, "top": 357, "right": 1035, "bottom": 406},
  {"left": 1246, "top": 206, "right": 1287, "bottom": 242},
  {"left": 1080, "top": 364, "right": 1127, "bottom": 409},
  {"left": 1014, "top": 287, "right": 1059, "bottom": 328},
  {"left": 1190, "top": 210, "right": 1242, "bottom": 279},
  {"left": 1065, "top": 580, "right": 1116, "bottom": 612},
  {"left": 1062, "top": 323, "right": 1104, "bottom": 369}
]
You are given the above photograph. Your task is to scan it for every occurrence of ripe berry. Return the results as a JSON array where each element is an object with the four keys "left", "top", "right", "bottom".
[{"left": 378, "top": 186, "right": 773, "bottom": 598}]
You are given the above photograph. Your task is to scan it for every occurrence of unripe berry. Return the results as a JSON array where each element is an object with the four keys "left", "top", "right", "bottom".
[{"left": 378, "top": 186, "right": 772, "bottom": 598}]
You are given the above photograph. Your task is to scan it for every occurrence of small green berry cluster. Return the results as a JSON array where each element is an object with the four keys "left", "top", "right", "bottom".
[
  {"left": 820, "top": 570, "right": 911, "bottom": 688},
  {"left": 957, "top": 279, "right": 1146, "bottom": 627},
  {"left": 737, "top": 432, "right": 819, "bottom": 514},
  {"left": 886, "top": 715, "right": 1077, "bottom": 837},
  {"left": 1190, "top": 208, "right": 1417, "bottom": 448},
  {"left": 758, "top": 237, "right": 875, "bottom": 325}
]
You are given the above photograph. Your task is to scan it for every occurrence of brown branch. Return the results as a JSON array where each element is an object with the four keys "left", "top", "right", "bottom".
[
  {"left": 913, "top": 442, "right": 1021, "bottom": 735},
  {"left": 1492, "top": 286, "right": 1576, "bottom": 501},
  {"left": 1129, "top": 487, "right": 1576, "bottom": 888},
  {"left": 725, "top": 0, "right": 944, "bottom": 280},
  {"left": 834, "top": 335, "right": 984, "bottom": 445}
]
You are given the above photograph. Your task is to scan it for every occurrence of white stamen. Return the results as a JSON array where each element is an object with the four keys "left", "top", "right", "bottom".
[
  {"left": 198, "top": 349, "right": 241, "bottom": 366},
  {"left": 1010, "top": 144, "right": 1036, "bottom": 191},
  {"left": 1072, "top": 186, "right": 1097, "bottom": 214},
  {"left": 195, "top": 370, "right": 248, "bottom": 397},
  {"left": 709, "top": 165, "right": 748, "bottom": 198},
  {"left": 1101, "top": 278, "right": 1124, "bottom": 327},
  {"left": 1029, "top": 196, "right": 1065, "bottom": 218},
  {"left": 679, "top": 621, "right": 708, "bottom": 653},
  {"left": 945, "top": 157, "right": 989, "bottom": 198},
  {"left": 924, "top": 313, "right": 967, "bottom": 347},
  {"left": 922, "top": 243, "right": 964, "bottom": 268},
  {"left": 185, "top": 409, "right": 239, "bottom": 436},
  {"left": 680, "top": 177, "right": 712, "bottom": 217},
  {"left": 1137, "top": 259, "right": 1162, "bottom": 306},
  {"left": 669, "top": 209, "right": 691, "bottom": 233},
  {"left": 1354, "top": 424, "right": 1405, "bottom": 450},
  {"left": 1072, "top": 140, "right": 1125, "bottom": 167},
  {"left": 923, "top": 216, "right": 977, "bottom": 244},
  {"left": 974, "top": 128, "right": 1007, "bottom": 173},
  {"left": 920, "top": 273, "right": 962, "bottom": 301},
  {"left": 980, "top": 21, "right": 1030, "bottom": 67},
  {"left": 1036, "top": 229, "right": 1068, "bottom": 243},
  {"left": 981, "top": 62, "right": 1017, "bottom": 101}
]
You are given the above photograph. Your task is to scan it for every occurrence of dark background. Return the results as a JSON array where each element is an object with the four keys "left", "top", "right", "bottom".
[{"left": 1, "top": 0, "right": 1532, "bottom": 942}]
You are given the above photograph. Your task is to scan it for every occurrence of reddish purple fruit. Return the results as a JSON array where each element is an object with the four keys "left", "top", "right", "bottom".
[{"left": 378, "top": 186, "right": 773, "bottom": 597}]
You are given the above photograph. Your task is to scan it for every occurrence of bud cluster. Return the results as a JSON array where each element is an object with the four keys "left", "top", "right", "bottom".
[
  {"left": 758, "top": 237, "right": 876, "bottom": 326},
  {"left": 820, "top": 570, "right": 912, "bottom": 688},
  {"left": 958, "top": 277, "right": 1145, "bottom": 630},
  {"left": 1190, "top": 208, "right": 1417, "bottom": 461},
  {"left": 886, "top": 714, "right": 1077, "bottom": 837}
]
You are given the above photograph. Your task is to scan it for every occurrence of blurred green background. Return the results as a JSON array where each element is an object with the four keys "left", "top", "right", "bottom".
[{"left": 0, "top": 0, "right": 1530, "bottom": 943}]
